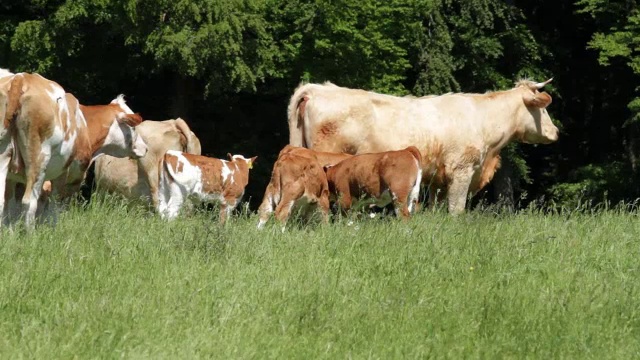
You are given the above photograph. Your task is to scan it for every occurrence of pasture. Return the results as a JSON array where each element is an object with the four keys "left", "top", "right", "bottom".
[{"left": 0, "top": 195, "right": 638, "bottom": 358}]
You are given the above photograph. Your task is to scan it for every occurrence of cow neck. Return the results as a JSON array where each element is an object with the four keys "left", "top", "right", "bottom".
[
  {"left": 81, "top": 105, "right": 117, "bottom": 157},
  {"left": 475, "top": 89, "right": 524, "bottom": 156}
]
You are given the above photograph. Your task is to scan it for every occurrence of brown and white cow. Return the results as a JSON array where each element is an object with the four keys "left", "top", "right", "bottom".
[
  {"left": 94, "top": 118, "right": 202, "bottom": 208},
  {"left": 323, "top": 146, "right": 423, "bottom": 219},
  {"left": 157, "top": 150, "right": 257, "bottom": 223},
  {"left": 257, "top": 145, "right": 352, "bottom": 230},
  {"left": 288, "top": 79, "right": 559, "bottom": 214},
  {"left": 0, "top": 71, "right": 147, "bottom": 226}
]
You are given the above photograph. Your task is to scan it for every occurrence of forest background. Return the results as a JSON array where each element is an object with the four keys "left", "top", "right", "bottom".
[{"left": 1, "top": 0, "right": 638, "bottom": 210}]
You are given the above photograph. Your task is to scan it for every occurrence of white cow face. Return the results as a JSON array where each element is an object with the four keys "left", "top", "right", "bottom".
[
  {"left": 519, "top": 82, "right": 559, "bottom": 144},
  {"left": 102, "top": 113, "right": 148, "bottom": 158}
]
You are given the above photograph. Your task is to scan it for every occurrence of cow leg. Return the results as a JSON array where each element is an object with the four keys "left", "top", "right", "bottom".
[
  {"left": 6, "top": 180, "right": 23, "bottom": 225},
  {"left": 257, "top": 183, "right": 276, "bottom": 229},
  {"left": 428, "top": 184, "right": 446, "bottom": 209},
  {"left": 157, "top": 182, "right": 183, "bottom": 220},
  {"left": 0, "top": 150, "right": 11, "bottom": 226},
  {"left": 274, "top": 193, "right": 299, "bottom": 231},
  {"left": 391, "top": 188, "right": 411, "bottom": 220},
  {"left": 337, "top": 193, "right": 353, "bottom": 216},
  {"left": 407, "top": 170, "right": 423, "bottom": 214},
  {"left": 318, "top": 190, "right": 330, "bottom": 224},
  {"left": 21, "top": 172, "right": 47, "bottom": 228},
  {"left": 145, "top": 164, "right": 161, "bottom": 210},
  {"left": 447, "top": 169, "right": 474, "bottom": 215},
  {"left": 219, "top": 198, "right": 237, "bottom": 225}
]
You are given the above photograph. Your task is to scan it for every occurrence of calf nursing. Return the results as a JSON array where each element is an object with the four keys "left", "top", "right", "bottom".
[
  {"left": 257, "top": 145, "right": 352, "bottom": 230},
  {"left": 324, "top": 146, "right": 423, "bottom": 219}
]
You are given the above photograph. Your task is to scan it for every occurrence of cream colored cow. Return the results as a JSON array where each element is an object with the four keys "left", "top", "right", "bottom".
[
  {"left": 287, "top": 79, "right": 559, "bottom": 214},
  {"left": 94, "top": 118, "right": 201, "bottom": 208}
]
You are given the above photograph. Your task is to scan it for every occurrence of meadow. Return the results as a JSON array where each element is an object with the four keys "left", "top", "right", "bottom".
[{"left": 0, "top": 195, "right": 639, "bottom": 359}]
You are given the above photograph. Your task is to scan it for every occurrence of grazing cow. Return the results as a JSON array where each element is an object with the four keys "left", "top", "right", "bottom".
[
  {"left": 93, "top": 118, "right": 201, "bottom": 207},
  {"left": 0, "top": 71, "right": 147, "bottom": 226},
  {"left": 157, "top": 150, "right": 257, "bottom": 223},
  {"left": 323, "top": 146, "right": 423, "bottom": 219},
  {"left": 287, "top": 79, "right": 560, "bottom": 214},
  {"left": 257, "top": 145, "right": 352, "bottom": 230}
]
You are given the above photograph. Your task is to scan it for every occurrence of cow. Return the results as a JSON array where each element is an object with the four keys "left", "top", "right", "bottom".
[
  {"left": 93, "top": 118, "right": 201, "bottom": 208},
  {"left": 323, "top": 146, "right": 423, "bottom": 219},
  {"left": 157, "top": 150, "right": 257, "bottom": 223},
  {"left": 257, "top": 145, "right": 352, "bottom": 230},
  {"left": 0, "top": 71, "right": 147, "bottom": 227},
  {"left": 287, "top": 79, "right": 560, "bottom": 214}
]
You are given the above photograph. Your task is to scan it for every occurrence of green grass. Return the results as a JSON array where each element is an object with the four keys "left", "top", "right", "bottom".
[{"left": 0, "top": 195, "right": 639, "bottom": 358}]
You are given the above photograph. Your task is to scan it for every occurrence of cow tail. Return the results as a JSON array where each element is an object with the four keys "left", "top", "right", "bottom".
[
  {"left": 287, "top": 83, "right": 311, "bottom": 147},
  {"left": 406, "top": 146, "right": 423, "bottom": 168},
  {"left": 174, "top": 117, "right": 202, "bottom": 155},
  {"left": 1, "top": 75, "right": 25, "bottom": 174},
  {"left": 3, "top": 74, "right": 24, "bottom": 129}
]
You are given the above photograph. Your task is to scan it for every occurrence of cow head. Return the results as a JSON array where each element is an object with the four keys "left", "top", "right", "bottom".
[
  {"left": 103, "top": 95, "right": 148, "bottom": 158},
  {"left": 516, "top": 78, "right": 559, "bottom": 144},
  {"left": 110, "top": 112, "right": 148, "bottom": 158},
  {"left": 228, "top": 153, "right": 257, "bottom": 169}
]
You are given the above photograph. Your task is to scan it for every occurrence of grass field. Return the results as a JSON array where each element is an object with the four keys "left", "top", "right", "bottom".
[{"left": 0, "top": 195, "right": 639, "bottom": 358}]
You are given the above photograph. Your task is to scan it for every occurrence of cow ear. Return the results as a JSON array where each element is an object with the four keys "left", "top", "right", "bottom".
[
  {"left": 247, "top": 156, "right": 257, "bottom": 169},
  {"left": 117, "top": 112, "right": 143, "bottom": 126},
  {"left": 523, "top": 92, "right": 552, "bottom": 108}
]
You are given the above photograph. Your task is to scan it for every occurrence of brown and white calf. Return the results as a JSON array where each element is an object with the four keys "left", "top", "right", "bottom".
[
  {"left": 157, "top": 150, "right": 257, "bottom": 223},
  {"left": 0, "top": 71, "right": 147, "bottom": 226},
  {"left": 257, "top": 145, "right": 352, "bottom": 230},
  {"left": 324, "top": 146, "right": 423, "bottom": 219}
]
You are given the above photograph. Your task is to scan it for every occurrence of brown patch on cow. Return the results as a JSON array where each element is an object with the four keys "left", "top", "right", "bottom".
[
  {"left": 371, "top": 97, "right": 391, "bottom": 107},
  {"left": 470, "top": 154, "right": 502, "bottom": 194},
  {"left": 314, "top": 121, "right": 339, "bottom": 146},
  {"left": 461, "top": 146, "right": 481, "bottom": 166},
  {"left": 420, "top": 142, "right": 446, "bottom": 187},
  {"left": 163, "top": 152, "right": 181, "bottom": 175}
]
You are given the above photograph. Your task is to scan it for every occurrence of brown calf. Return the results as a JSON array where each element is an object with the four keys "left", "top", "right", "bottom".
[
  {"left": 257, "top": 146, "right": 352, "bottom": 230},
  {"left": 324, "top": 146, "right": 423, "bottom": 219}
]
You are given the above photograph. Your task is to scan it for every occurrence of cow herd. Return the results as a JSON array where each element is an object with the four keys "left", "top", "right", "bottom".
[{"left": 0, "top": 68, "right": 560, "bottom": 230}]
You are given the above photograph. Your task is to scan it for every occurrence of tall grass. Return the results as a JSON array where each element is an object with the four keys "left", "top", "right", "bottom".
[{"left": 0, "top": 195, "right": 638, "bottom": 358}]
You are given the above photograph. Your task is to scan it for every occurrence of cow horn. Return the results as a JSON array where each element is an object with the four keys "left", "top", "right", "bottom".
[{"left": 534, "top": 78, "right": 553, "bottom": 89}]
